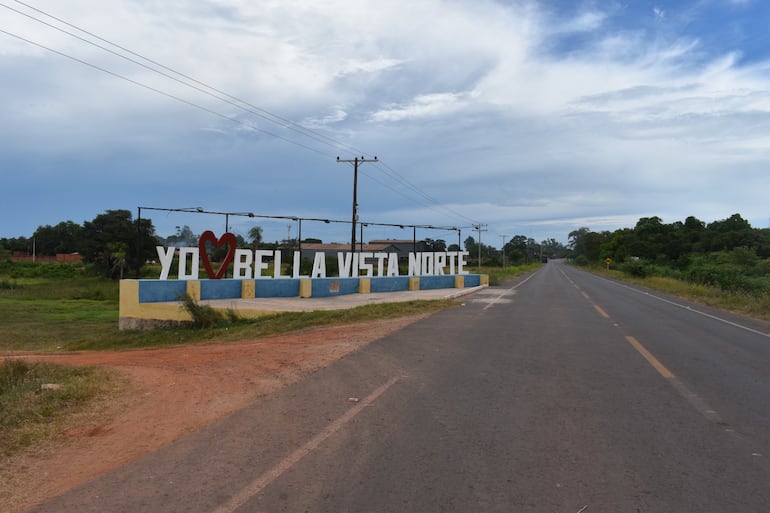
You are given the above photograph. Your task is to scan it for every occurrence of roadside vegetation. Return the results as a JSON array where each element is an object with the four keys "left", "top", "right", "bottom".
[
  {"left": 568, "top": 213, "right": 770, "bottom": 322},
  {"left": 0, "top": 270, "right": 458, "bottom": 353},
  {"left": 479, "top": 262, "right": 542, "bottom": 286},
  {"left": 0, "top": 359, "right": 120, "bottom": 458},
  {"left": 0, "top": 257, "right": 537, "bottom": 457}
]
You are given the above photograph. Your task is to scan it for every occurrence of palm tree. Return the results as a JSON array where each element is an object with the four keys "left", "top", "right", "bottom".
[{"left": 248, "top": 226, "right": 263, "bottom": 250}]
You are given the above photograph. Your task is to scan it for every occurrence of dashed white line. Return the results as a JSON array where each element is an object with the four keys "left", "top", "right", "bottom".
[{"left": 211, "top": 376, "right": 401, "bottom": 513}]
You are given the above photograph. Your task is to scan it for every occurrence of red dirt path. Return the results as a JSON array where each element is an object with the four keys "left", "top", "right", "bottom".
[{"left": 2, "top": 315, "right": 427, "bottom": 513}]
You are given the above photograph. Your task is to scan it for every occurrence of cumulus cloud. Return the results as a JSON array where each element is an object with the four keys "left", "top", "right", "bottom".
[
  {"left": 369, "top": 92, "right": 475, "bottom": 122},
  {"left": 2, "top": 0, "right": 770, "bottom": 242}
]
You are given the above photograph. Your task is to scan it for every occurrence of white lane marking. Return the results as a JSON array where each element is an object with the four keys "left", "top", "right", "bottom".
[
  {"left": 570, "top": 269, "right": 770, "bottom": 339},
  {"left": 483, "top": 271, "right": 539, "bottom": 310},
  {"left": 211, "top": 376, "right": 401, "bottom": 513},
  {"left": 471, "top": 298, "right": 514, "bottom": 305}
]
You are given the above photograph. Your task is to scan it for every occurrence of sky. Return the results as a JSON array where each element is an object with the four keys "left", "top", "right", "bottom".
[{"left": 2, "top": 0, "right": 770, "bottom": 248}]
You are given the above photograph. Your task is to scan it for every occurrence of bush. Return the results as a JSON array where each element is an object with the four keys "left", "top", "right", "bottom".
[
  {"left": 178, "top": 294, "right": 240, "bottom": 328},
  {"left": 620, "top": 260, "right": 652, "bottom": 278},
  {"left": 1, "top": 359, "right": 113, "bottom": 456},
  {"left": 0, "top": 279, "right": 18, "bottom": 290},
  {"left": 0, "top": 261, "right": 81, "bottom": 279},
  {"left": 685, "top": 264, "right": 760, "bottom": 293}
]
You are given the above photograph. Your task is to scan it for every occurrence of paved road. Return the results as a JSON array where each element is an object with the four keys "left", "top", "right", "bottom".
[{"left": 28, "top": 260, "right": 770, "bottom": 512}]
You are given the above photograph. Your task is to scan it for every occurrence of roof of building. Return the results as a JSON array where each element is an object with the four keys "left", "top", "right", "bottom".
[
  {"left": 300, "top": 243, "right": 394, "bottom": 252},
  {"left": 368, "top": 239, "right": 424, "bottom": 245}
]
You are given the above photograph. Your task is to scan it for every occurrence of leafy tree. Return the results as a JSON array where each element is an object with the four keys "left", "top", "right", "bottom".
[
  {"left": 569, "top": 212, "right": 770, "bottom": 295},
  {"left": 683, "top": 216, "right": 707, "bottom": 249},
  {"left": 78, "top": 209, "right": 156, "bottom": 278},
  {"left": 0, "top": 236, "right": 31, "bottom": 254},
  {"left": 464, "top": 236, "right": 494, "bottom": 264},
  {"left": 628, "top": 216, "right": 667, "bottom": 260},
  {"left": 704, "top": 213, "right": 756, "bottom": 252},
  {"left": 165, "top": 225, "right": 198, "bottom": 247},
  {"left": 424, "top": 238, "right": 447, "bottom": 252},
  {"left": 568, "top": 227, "right": 608, "bottom": 264},
  {"left": 568, "top": 227, "right": 591, "bottom": 255},
  {"left": 504, "top": 235, "right": 529, "bottom": 264},
  {"left": 107, "top": 242, "right": 128, "bottom": 280},
  {"left": 32, "top": 221, "right": 81, "bottom": 256},
  {"left": 757, "top": 228, "right": 770, "bottom": 259},
  {"left": 600, "top": 228, "right": 633, "bottom": 262},
  {"left": 464, "top": 236, "right": 477, "bottom": 256},
  {"left": 248, "top": 226, "right": 263, "bottom": 249},
  {"left": 541, "top": 238, "right": 568, "bottom": 258}
]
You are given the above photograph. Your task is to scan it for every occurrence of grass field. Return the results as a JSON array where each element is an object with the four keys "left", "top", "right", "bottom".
[
  {"left": 0, "top": 261, "right": 541, "bottom": 457},
  {"left": 1, "top": 259, "right": 766, "bottom": 458},
  {"left": 0, "top": 359, "right": 121, "bottom": 457},
  {"left": 0, "top": 262, "right": 541, "bottom": 353}
]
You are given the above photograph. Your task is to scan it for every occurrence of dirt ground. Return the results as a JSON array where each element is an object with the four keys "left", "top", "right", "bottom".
[{"left": 2, "top": 314, "right": 428, "bottom": 513}]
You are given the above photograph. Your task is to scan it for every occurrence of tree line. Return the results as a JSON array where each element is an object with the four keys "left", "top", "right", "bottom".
[
  {"left": 0, "top": 210, "right": 274, "bottom": 279},
  {"left": 1, "top": 210, "right": 157, "bottom": 279},
  {"left": 1, "top": 208, "right": 576, "bottom": 278},
  {"left": 568, "top": 213, "right": 770, "bottom": 293}
]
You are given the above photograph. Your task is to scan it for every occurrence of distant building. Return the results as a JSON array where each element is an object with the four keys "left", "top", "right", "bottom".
[
  {"left": 11, "top": 252, "right": 81, "bottom": 263},
  {"left": 368, "top": 239, "right": 430, "bottom": 259},
  {"left": 298, "top": 239, "right": 429, "bottom": 261},
  {"left": 299, "top": 242, "right": 392, "bottom": 261}
]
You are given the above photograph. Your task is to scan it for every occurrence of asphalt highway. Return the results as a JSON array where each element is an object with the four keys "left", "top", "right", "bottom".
[{"left": 28, "top": 260, "right": 770, "bottom": 512}]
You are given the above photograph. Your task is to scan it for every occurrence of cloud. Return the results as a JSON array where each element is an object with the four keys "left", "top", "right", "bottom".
[
  {"left": 334, "top": 58, "right": 405, "bottom": 77},
  {"left": 301, "top": 109, "right": 348, "bottom": 129},
  {"left": 554, "top": 10, "right": 607, "bottom": 33},
  {"left": 369, "top": 92, "right": 474, "bottom": 122},
  {"left": 2, "top": 0, "right": 770, "bottom": 244}
]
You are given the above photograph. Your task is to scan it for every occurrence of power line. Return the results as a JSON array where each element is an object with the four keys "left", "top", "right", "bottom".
[
  {"left": 473, "top": 223, "right": 488, "bottom": 267},
  {"left": 0, "top": 27, "right": 332, "bottom": 157},
  {"left": 2, "top": 1, "right": 483, "bottom": 227},
  {"left": 370, "top": 161, "right": 480, "bottom": 224},
  {"left": 3, "top": 0, "right": 365, "bottom": 156},
  {"left": 1, "top": 1, "right": 350, "bottom": 156},
  {"left": 337, "top": 156, "right": 378, "bottom": 252},
  {"left": 359, "top": 169, "right": 480, "bottom": 226}
]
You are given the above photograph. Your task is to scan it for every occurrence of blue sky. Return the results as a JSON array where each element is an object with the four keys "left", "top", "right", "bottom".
[{"left": 2, "top": 0, "right": 770, "bottom": 247}]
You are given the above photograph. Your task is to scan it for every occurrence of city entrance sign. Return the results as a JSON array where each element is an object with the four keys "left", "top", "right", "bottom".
[{"left": 156, "top": 231, "right": 469, "bottom": 281}]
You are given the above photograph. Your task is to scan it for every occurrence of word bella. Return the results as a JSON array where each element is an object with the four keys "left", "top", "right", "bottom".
[{"left": 156, "top": 247, "right": 470, "bottom": 281}]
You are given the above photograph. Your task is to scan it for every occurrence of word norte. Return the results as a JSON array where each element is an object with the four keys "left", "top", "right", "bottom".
[{"left": 156, "top": 247, "right": 470, "bottom": 280}]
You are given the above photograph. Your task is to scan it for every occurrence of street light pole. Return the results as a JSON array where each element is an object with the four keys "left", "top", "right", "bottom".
[
  {"left": 474, "top": 224, "right": 488, "bottom": 269},
  {"left": 337, "top": 156, "right": 377, "bottom": 253},
  {"left": 135, "top": 207, "right": 142, "bottom": 279}
]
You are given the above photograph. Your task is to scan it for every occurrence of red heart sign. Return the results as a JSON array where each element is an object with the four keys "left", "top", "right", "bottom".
[{"left": 198, "top": 231, "right": 237, "bottom": 280}]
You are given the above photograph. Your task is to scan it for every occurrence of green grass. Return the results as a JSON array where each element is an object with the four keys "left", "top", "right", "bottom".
[
  {"left": 0, "top": 266, "right": 458, "bottom": 352},
  {"left": 0, "top": 265, "right": 458, "bottom": 457},
  {"left": 0, "top": 259, "right": 542, "bottom": 354},
  {"left": 0, "top": 298, "right": 119, "bottom": 352},
  {"left": 0, "top": 261, "right": 463, "bottom": 461},
  {"left": 591, "top": 266, "right": 770, "bottom": 323},
  {"left": 65, "top": 299, "right": 458, "bottom": 351},
  {"left": 0, "top": 359, "right": 119, "bottom": 458},
  {"left": 479, "top": 262, "right": 542, "bottom": 286}
]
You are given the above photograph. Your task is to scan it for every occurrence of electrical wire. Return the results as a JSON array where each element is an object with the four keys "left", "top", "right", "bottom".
[
  {"left": 0, "top": 28, "right": 331, "bottom": 157},
  {"left": 1, "top": 1, "right": 347, "bottom": 156},
  {"left": 2, "top": 0, "right": 482, "bottom": 226}
]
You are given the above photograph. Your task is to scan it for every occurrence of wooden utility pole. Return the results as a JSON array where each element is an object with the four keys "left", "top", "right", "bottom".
[
  {"left": 337, "top": 156, "right": 378, "bottom": 253},
  {"left": 473, "top": 224, "right": 488, "bottom": 268},
  {"left": 500, "top": 234, "right": 508, "bottom": 267}
]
